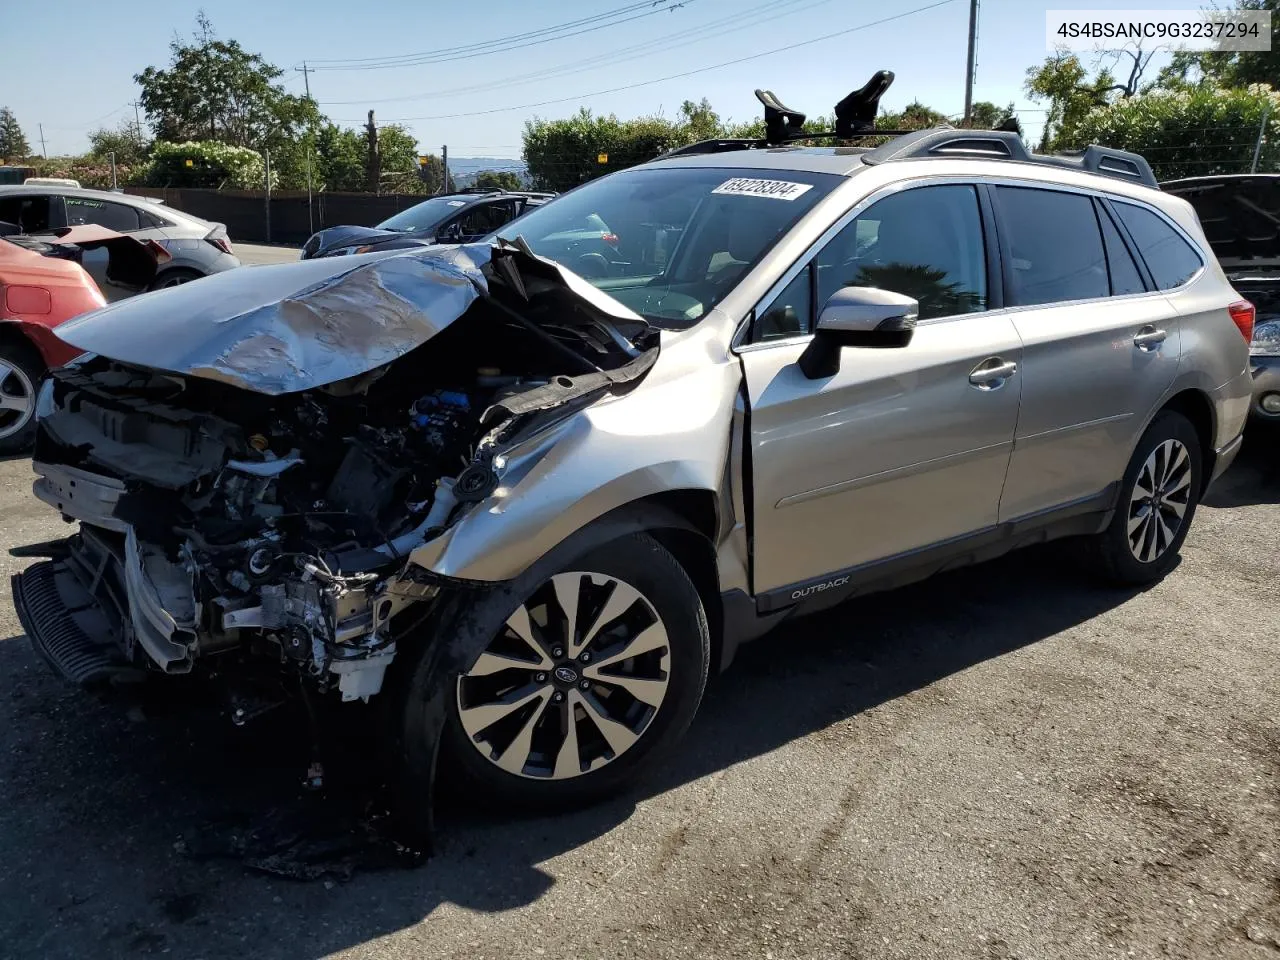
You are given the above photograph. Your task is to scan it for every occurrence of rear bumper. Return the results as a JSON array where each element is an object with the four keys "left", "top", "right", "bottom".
[
  {"left": 1250, "top": 355, "right": 1280, "bottom": 420},
  {"left": 1209, "top": 431, "right": 1244, "bottom": 488}
]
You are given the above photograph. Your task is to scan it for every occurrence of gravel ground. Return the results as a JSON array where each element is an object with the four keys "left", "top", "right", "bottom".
[{"left": 0, "top": 436, "right": 1277, "bottom": 960}]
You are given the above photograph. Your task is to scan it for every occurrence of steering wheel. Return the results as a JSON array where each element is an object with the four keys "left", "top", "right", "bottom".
[{"left": 575, "top": 252, "right": 611, "bottom": 279}]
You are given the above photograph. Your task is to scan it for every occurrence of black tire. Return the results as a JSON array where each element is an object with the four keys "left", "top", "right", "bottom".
[
  {"left": 1083, "top": 410, "right": 1203, "bottom": 585},
  {"left": 148, "top": 267, "right": 204, "bottom": 291},
  {"left": 0, "top": 340, "right": 44, "bottom": 456},
  {"left": 401, "top": 532, "right": 709, "bottom": 815}
]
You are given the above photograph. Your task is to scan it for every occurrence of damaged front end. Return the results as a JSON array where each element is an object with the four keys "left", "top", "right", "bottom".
[{"left": 12, "top": 242, "right": 657, "bottom": 708}]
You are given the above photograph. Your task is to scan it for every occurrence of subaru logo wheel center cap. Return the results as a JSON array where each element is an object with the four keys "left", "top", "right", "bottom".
[{"left": 553, "top": 665, "right": 580, "bottom": 685}]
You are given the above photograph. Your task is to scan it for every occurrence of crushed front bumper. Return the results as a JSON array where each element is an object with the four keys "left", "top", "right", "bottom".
[
  {"left": 11, "top": 524, "right": 197, "bottom": 685},
  {"left": 12, "top": 531, "right": 135, "bottom": 685}
]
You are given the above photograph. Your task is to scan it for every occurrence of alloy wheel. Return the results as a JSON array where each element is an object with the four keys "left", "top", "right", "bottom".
[
  {"left": 0, "top": 359, "right": 36, "bottom": 441},
  {"left": 456, "top": 571, "right": 672, "bottom": 780},
  {"left": 158, "top": 273, "right": 194, "bottom": 288},
  {"left": 1127, "top": 438, "right": 1193, "bottom": 563}
]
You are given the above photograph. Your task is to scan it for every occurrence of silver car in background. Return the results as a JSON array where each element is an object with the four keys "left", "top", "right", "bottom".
[
  {"left": 0, "top": 185, "right": 239, "bottom": 291},
  {"left": 10, "top": 123, "right": 1253, "bottom": 833}
]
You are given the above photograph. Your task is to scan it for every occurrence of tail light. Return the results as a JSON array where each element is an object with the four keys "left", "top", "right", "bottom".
[
  {"left": 207, "top": 235, "right": 234, "bottom": 256},
  {"left": 601, "top": 232, "right": 619, "bottom": 248},
  {"left": 1229, "top": 300, "right": 1256, "bottom": 342}
]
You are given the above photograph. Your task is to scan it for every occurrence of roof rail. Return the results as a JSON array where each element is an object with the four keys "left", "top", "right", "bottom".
[{"left": 860, "top": 128, "right": 1158, "bottom": 188}]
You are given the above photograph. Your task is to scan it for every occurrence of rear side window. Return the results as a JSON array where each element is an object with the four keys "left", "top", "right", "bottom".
[
  {"left": 1097, "top": 203, "right": 1146, "bottom": 295},
  {"left": 0, "top": 195, "right": 55, "bottom": 232},
  {"left": 995, "top": 187, "right": 1108, "bottom": 305},
  {"left": 1113, "top": 202, "right": 1202, "bottom": 290},
  {"left": 64, "top": 196, "right": 141, "bottom": 232}
]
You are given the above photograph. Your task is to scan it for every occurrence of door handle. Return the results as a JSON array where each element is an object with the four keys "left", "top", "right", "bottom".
[
  {"left": 1133, "top": 326, "right": 1167, "bottom": 351},
  {"left": 968, "top": 358, "right": 1018, "bottom": 390}
]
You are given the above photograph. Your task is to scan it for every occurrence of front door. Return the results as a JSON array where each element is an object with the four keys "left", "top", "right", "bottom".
[
  {"left": 991, "top": 186, "right": 1183, "bottom": 520},
  {"left": 740, "top": 183, "right": 1022, "bottom": 598}
]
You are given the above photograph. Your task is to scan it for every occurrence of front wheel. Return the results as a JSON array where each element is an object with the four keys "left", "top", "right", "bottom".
[
  {"left": 0, "top": 341, "right": 43, "bottom": 455},
  {"left": 427, "top": 533, "right": 710, "bottom": 812},
  {"left": 1083, "top": 410, "right": 1203, "bottom": 585}
]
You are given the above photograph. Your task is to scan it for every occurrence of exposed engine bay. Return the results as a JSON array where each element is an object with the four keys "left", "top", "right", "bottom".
[{"left": 14, "top": 243, "right": 658, "bottom": 706}]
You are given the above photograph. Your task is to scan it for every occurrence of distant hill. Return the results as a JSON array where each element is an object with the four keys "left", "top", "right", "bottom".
[{"left": 446, "top": 156, "right": 528, "bottom": 187}]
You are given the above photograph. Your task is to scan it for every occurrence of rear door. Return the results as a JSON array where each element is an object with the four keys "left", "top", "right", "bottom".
[
  {"left": 62, "top": 195, "right": 148, "bottom": 292},
  {"left": 741, "top": 182, "right": 1022, "bottom": 599},
  {"left": 994, "top": 185, "right": 1182, "bottom": 520}
]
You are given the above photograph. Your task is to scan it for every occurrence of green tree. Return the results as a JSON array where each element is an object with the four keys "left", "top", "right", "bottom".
[
  {"left": 1025, "top": 51, "right": 1122, "bottom": 149},
  {"left": 88, "top": 122, "right": 148, "bottom": 165},
  {"left": 0, "top": 107, "right": 30, "bottom": 160},
  {"left": 676, "top": 98, "right": 721, "bottom": 142},
  {"left": 474, "top": 170, "right": 523, "bottom": 191},
  {"left": 141, "top": 140, "right": 271, "bottom": 189},
  {"left": 1071, "top": 83, "right": 1280, "bottom": 179},
  {"left": 1162, "top": 0, "right": 1279, "bottom": 89},
  {"left": 134, "top": 13, "right": 320, "bottom": 155},
  {"left": 966, "top": 100, "right": 1018, "bottom": 130}
]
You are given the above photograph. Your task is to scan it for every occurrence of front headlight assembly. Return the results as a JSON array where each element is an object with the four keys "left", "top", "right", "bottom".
[{"left": 1251, "top": 319, "right": 1280, "bottom": 357}]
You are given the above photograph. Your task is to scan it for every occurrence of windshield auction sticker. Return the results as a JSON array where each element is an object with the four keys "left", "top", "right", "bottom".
[{"left": 712, "top": 178, "right": 814, "bottom": 201}]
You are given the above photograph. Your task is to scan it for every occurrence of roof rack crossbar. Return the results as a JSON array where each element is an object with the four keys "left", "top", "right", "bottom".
[{"left": 860, "top": 129, "right": 1158, "bottom": 188}]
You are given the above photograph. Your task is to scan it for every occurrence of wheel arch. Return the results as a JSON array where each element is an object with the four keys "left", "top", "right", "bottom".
[
  {"left": 0, "top": 319, "right": 56, "bottom": 370},
  {"left": 1157, "top": 388, "right": 1215, "bottom": 493}
]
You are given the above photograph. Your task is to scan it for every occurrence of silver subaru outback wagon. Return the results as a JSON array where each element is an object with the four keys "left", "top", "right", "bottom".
[{"left": 11, "top": 121, "right": 1252, "bottom": 825}]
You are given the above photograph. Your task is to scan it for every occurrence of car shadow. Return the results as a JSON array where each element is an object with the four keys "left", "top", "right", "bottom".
[
  {"left": 0, "top": 539, "right": 1157, "bottom": 960},
  {"left": 1202, "top": 425, "right": 1280, "bottom": 508}
]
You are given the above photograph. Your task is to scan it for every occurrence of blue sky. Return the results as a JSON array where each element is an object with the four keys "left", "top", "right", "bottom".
[{"left": 6, "top": 0, "right": 1207, "bottom": 159}]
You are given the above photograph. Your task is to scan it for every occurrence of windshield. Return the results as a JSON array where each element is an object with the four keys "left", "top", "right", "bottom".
[
  {"left": 495, "top": 166, "right": 841, "bottom": 327},
  {"left": 378, "top": 196, "right": 472, "bottom": 233}
]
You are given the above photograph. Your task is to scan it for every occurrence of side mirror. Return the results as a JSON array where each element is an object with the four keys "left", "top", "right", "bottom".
[
  {"left": 438, "top": 222, "right": 463, "bottom": 243},
  {"left": 798, "top": 286, "right": 918, "bottom": 379}
]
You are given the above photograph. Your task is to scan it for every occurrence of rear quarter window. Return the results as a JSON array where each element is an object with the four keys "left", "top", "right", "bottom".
[{"left": 1113, "top": 202, "right": 1203, "bottom": 290}]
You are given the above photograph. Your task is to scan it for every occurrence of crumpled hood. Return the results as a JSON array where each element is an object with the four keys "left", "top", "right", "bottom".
[
  {"left": 302, "top": 224, "right": 412, "bottom": 259},
  {"left": 52, "top": 241, "right": 646, "bottom": 395}
]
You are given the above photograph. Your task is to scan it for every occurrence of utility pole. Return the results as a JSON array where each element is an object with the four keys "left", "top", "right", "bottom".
[
  {"left": 442, "top": 144, "right": 449, "bottom": 195},
  {"left": 365, "top": 110, "right": 380, "bottom": 194},
  {"left": 962, "top": 0, "right": 979, "bottom": 125},
  {"left": 1252, "top": 99, "right": 1273, "bottom": 173},
  {"left": 109, "top": 152, "right": 118, "bottom": 191},
  {"left": 297, "top": 61, "right": 312, "bottom": 100},
  {"left": 37, "top": 123, "right": 47, "bottom": 159},
  {"left": 305, "top": 138, "right": 314, "bottom": 235},
  {"left": 264, "top": 148, "right": 272, "bottom": 243}
]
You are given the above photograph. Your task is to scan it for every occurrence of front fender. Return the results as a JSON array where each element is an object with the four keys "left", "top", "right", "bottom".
[{"left": 408, "top": 327, "right": 741, "bottom": 582}]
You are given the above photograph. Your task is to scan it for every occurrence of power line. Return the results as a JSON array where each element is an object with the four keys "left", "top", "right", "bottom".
[
  {"left": 319, "top": 0, "right": 834, "bottom": 107},
  {"left": 40, "top": 102, "right": 134, "bottom": 131},
  {"left": 333, "top": 0, "right": 960, "bottom": 124},
  {"left": 310, "top": 1, "right": 694, "bottom": 71}
]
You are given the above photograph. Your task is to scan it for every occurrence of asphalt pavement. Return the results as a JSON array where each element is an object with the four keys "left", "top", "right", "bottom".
[
  {"left": 0, "top": 430, "right": 1277, "bottom": 959},
  {"left": 234, "top": 242, "right": 302, "bottom": 266}
]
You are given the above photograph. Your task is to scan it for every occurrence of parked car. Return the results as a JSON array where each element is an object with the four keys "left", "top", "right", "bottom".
[
  {"left": 0, "top": 184, "right": 239, "bottom": 290},
  {"left": 9, "top": 89, "right": 1252, "bottom": 830},
  {"left": 0, "top": 224, "right": 169, "bottom": 452},
  {"left": 300, "top": 189, "right": 554, "bottom": 260},
  {"left": 1162, "top": 174, "right": 1280, "bottom": 422}
]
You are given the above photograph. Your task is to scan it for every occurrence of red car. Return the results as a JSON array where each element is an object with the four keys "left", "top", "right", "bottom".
[{"left": 0, "top": 225, "right": 167, "bottom": 453}]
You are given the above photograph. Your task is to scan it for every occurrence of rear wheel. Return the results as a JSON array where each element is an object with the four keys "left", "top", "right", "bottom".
[
  {"left": 423, "top": 533, "right": 710, "bottom": 812},
  {"left": 149, "top": 267, "right": 203, "bottom": 290},
  {"left": 0, "top": 341, "right": 43, "bottom": 455},
  {"left": 1083, "top": 410, "right": 1202, "bottom": 585}
]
